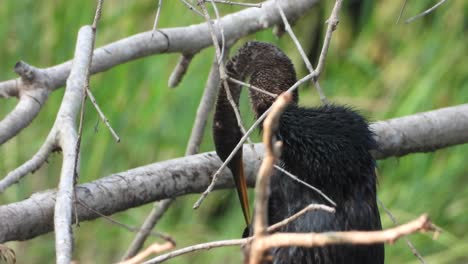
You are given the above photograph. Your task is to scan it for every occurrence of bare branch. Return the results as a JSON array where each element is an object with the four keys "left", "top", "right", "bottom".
[
  {"left": 1, "top": 104, "right": 467, "bottom": 242},
  {"left": 315, "top": 0, "right": 344, "bottom": 78},
  {"left": 371, "top": 104, "right": 468, "bottom": 159},
  {"left": 194, "top": 72, "right": 316, "bottom": 209},
  {"left": 273, "top": 165, "right": 336, "bottom": 207},
  {"left": 202, "top": 0, "right": 262, "bottom": 8},
  {"left": 0, "top": 0, "right": 319, "bottom": 145},
  {"left": 54, "top": 25, "right": 95, "bottom": 264},
  {"left": 168, "top": 54, "right": 195, "bottom": 88},
  {"left": 185, "top": 57, "right": 222, "bottom": 155},
  {"left": 0, "top": 62, "right": 51, "bottom": 144},
  {"left": 92, "top": 0, "right": 104, "bottom": 29},
  {"left": 86, "top": 88, "right": 120, "bottom": 142},
  {"left": 144, "top": 213, "right": 435, "bottom": 264},
  {"left": 250, "top": 93, "right": 291, "bottom": 263},
  {"left": 275, "top": 1, "right": 327, "bottom": 104},
  {"left": 120, "top": 242, "right": 174, "bottom": 264},
  {"left": 145, "top": 238, "right": 247, "bottom": 264},
  {"left": 152, "top": 0, "right": 163, "bottom": 37},
  {"left": 227, "top": 77, "right": 277, "bottom": 98},
  {"left": 121, "top": 199, "right": 175, "bottom": 260},
  {"left": 396, "top": 0, "right": 408, "bottom": 24},
  {"left": 267, "top": 204, "right": 335, "bottom": 233},
  {"left": 179, "top": 0, "right": 205, "bottom": 17},
  {"left": 378, "top": 199, "right": 425, "bottom": 263},
  {"left": 0, "top": 132, "right": 57, "bottom": 193},
  {"left": 122, "top": 53, "right": 228, "bottom": 259},
  {"left": 255, "top": 214, "right": 437, "bottom": 252},
  {"left": 405, "top": 0, "right": 448, "bottom": 24}
]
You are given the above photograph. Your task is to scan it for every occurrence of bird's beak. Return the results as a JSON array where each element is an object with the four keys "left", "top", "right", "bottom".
[{"left": 228, "top": 151, "right": 251, "bottom": 226}]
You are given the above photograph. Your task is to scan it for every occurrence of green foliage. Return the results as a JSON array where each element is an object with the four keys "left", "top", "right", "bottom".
[{"left": 0, "top": 1, "right": 467, "bottom": 263}]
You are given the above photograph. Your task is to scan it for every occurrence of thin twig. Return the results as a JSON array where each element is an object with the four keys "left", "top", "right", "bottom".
[
  {"left": 92, "top": 0, "right": 104, "bottom": 30},
  {"left": 122, "top": 53, "right": 227, "bottom": 260},
  {"left": 152, "top": 0, "right": 163, "bottom": 38},
  {"left": 145, "top": 213, "right": 437, "bottom": 264},
  {"left": 193, "top": 72, "right": 316, "bottom": 209},
  {"left": 315, "top": 0, "right": 343, "bottom": 78},
  {"left": 396, "top": 0, "right": 408, "bottom": 24},
  {"left": 378, "top": 198, "right": 426, "bottom": 263},
  {"left": 405, "top": 0, "right": 448, "bottom": 24},
  {"left": 186, "top": 55, "right": 224, "bottom": 155},
  {"left": 275, "top": 1, "right": 328, "bottom": 104},
  {"left": 202, "top": 0, "right": 262, "bottom": 8},
  {"left": 120, "top": 242, "right": 174, "bottom": 264},
  {"left": 86, "top": 88, "right": 120, "bottom": 142},
  {"left": 267, "top": 204, "right": 335, "bottom": 233},
  {"left": 121, "top": 199, "right": 175, "bottom": 260},
  {"left": 273, "top": 165, "right": 336, "bottom": 207},
  {"left": 228, "top": 77, "right": 277, "bottom": 98},
  {"left": 144, "top": 238, "right": 247, "bottom": 264},
  {"left": 255, "top": 214, "right": 437, "bottom": 252},
  {"left": 76, "top": 198, "right": 175, "bottom": 244},
  {"left": 179, "top": 0, "right": 205, "bottom": 17},
  {"left": 207, "top": 0, "right": 226, "bottom": 64},
  {"left": 194, "top": 0, "right": 258, "bottom": 208},
  {"left": 168, "top": 53, "right": 195, "bottom": 88}
]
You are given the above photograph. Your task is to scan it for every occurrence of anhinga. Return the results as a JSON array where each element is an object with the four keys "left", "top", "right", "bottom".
[{"left": 213, "top": 41, "right": 384, "bottom": 263}]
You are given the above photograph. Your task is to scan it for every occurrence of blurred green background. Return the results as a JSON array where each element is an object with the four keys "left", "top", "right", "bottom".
[{"left": 1, "top": 0, "right": 467, "bottom": 263}]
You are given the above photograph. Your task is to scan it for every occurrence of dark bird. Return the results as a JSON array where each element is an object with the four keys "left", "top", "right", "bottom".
[{"left": 213, "top": 41, "right": 384, "bottom": 264}]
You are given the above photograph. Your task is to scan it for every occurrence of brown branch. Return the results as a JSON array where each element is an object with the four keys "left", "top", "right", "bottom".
[
  {"left": 250, "top": 92, "right": 292, "bottom": 264},
  {"left": 145, "top": 213, "right": 436, "bottom": 264},
  {"left": 255, "top": 214, "right": 437, "bottom": 252},
  {"left": 120, "top": 242, "right": 174, "bottom": 264}
]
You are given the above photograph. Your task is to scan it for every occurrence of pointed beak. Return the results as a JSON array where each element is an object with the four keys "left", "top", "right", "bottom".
[{"left": 228, "top": 151, "right": 251, "bottom": 226}]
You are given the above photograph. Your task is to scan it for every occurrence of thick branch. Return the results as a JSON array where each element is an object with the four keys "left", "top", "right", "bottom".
[
  {"left": 0, "top": 104, "right": 467, "bottom": 242},
  {"left": 371, "top": 104, "right": 468, "bottom": 159},
  {"left": 54, "top": 25, "right": 94, "bottom": 264}
]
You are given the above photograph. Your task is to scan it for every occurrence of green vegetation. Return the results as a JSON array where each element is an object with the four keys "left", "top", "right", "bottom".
[{"left": 1, "top": 1, "right": 467, "bottom": 263}]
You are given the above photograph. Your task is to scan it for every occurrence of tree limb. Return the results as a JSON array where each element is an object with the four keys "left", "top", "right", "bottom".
[
  {"left": 0, "top": 0, "right": 319, "bottom": 145},
  {"left": 0, "top": 104, "right": 467, "bottom": 243}
]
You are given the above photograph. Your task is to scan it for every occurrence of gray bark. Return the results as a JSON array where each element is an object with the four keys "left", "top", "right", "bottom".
[{"left": 0, "top": 103, "right": 467, "bottom": 243}]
